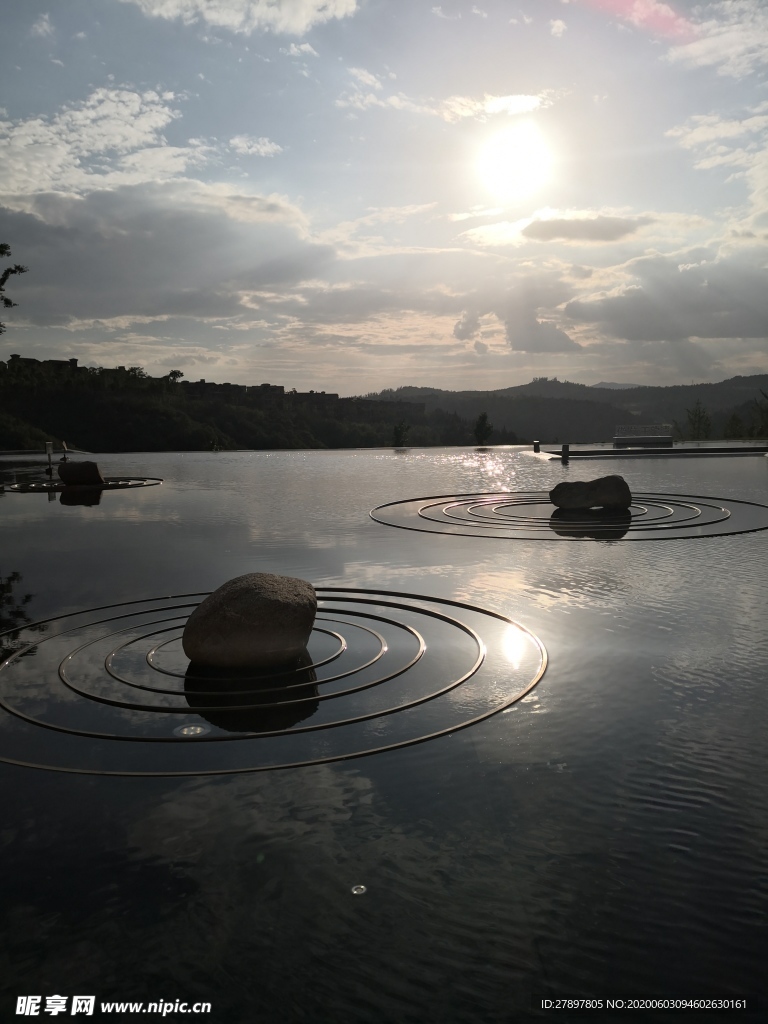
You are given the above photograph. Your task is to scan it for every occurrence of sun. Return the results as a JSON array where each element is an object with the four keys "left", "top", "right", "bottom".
[{"left": 476, "top": 121, "right": 554, "bottom": 203}]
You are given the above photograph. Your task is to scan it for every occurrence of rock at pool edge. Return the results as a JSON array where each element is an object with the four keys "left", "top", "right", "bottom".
[{"left": 182, "top": 573, "right": 317, "bottom": 669}]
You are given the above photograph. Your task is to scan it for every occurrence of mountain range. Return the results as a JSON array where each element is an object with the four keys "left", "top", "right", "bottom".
[{"left": 361, "top": 374, "right": 768, "bottom": 443}]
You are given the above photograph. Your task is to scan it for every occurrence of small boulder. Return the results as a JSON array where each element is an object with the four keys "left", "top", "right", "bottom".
[
  {"left": 58, "top": 461, "right": 105, "bottom": 486},
  {"left": 182, "top": 572, "right": 317, "bottom": 669},
  {"left": 549, "top": 474, "right": 632, "bottom": 510}
]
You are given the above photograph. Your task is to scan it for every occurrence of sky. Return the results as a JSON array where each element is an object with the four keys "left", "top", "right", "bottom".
[{"left": 2, "top": 0, "right": 768, "bottom": 393}]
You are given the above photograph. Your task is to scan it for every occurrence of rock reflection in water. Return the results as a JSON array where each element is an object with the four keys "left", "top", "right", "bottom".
[
  {"left": 184, "top": 648, "right": 319, "bottom": 732},
  {"left": 60, "top": 487, "right": 103, "bottom": 506},
  {"left": 548, "top": 507, "right": 632, "bottom": 540}
]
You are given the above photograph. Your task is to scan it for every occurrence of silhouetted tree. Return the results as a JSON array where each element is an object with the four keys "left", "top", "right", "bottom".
[
  {"left": 723, "top": 412, "right": 746, "bottom": 439},
  {"left": 751, "top": 389, "right": 768, "bottom": 437},
  {"left": 0, "top": 244, "right": 29, "bottom": 335},
  {"left": 473, "top": 411, "right": 493, "bottom": 445},
  {"left": 686, "top": 399, "right": 711, "bottom": 440},
  {"left": 392, "top": 420, "right": 410, "bottom": 446}
]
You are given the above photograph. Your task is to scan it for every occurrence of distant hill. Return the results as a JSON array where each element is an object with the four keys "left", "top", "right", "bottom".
[
  {"left": 361, "top": 374, "right": 768, "bottom": 443},
  {"left": 591, "top": 381, "right": 647, "bottom": 390}
]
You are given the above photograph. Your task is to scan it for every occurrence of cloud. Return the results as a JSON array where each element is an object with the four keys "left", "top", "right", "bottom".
[
  {"left": 564, "top": 249, "right": 768, "bottom": 341},
  {"left": 440, "top": 92, "right": 551, "bottom": 122},
  {"left": 336, "top": 71, "right": 553, "bottom": 122},
  {"left": 348, "top": 67, "right": 383, "bottom": 89},
  {"left": 666, "top": 102, "right": 768, "bottom": 229},
  {"left": 281, "top": 42, "right": 318, "bottom": 56},
  {"left": 509, "top": 317, "right": 581, "bottom": 352},
  {"left": 451, "top": 275, "right": 582, "bottom": 353},
  {"left": 0, "top": 87, "right": 216, "bottom": 195},
  {"left": 0, "top": 181, "right": 332, "bottom": 328},
  {"left": 522, "top": 214, "right": 655, "bottom": 242},
  {"left": 666, "top": 103, "right": 768, "bottom": 170},
  {"left": 667, "top": 1, "right": 768, "bottom": 77},
  {"left": 117, "top": 0, "right": 358, "bottom": 35},
  {"left": 550, "top": 19, "right": 567, "bottom": 36},
  {"left": 461, "top": 209, "right": 689, "bottom": 248},
  {"left": 229, "top": 134, "right": 283, "bottom": 156},
  {"left": 460, "top": 220, "right": 529, "bottom": 247},
  {"left": 453, "top": 310, "right": 481, "bottom": 340},
  {"left": 431, "top": 6, "right": 460, "bottom": 18},
  {"left": 31, "top": 13, "right": 54, "bottom": 37}
]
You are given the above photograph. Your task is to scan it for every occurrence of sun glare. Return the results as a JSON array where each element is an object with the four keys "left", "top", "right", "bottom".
[{"left": 476, "top": 121, "right": 554, "bottom": 203}]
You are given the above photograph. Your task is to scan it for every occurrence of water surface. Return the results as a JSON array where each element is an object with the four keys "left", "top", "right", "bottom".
[{"left": 1, "top": 448, "right": 766, "bottom": 1021}]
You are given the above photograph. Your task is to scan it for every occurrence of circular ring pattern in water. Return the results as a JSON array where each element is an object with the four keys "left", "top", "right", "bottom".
[
  {"left": 0, "top": 588, "right": 546, "bottom": 776},
  {"left": 370, "top": 491, "right": 768, "bottom": 541},
  {"left": 8, "top": 477, "right": 163, "bottom": 493}
]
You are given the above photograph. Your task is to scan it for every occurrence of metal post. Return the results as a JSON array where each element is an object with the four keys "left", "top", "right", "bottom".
[
  {"left": 561, "top": 444, "right": 569, "bottom": 463},
  {"left": 45, "top": 441, "right": 53, "bottom": 477},
  {"left": 533, "top": 441, "right": 540, "bottom": 453}
]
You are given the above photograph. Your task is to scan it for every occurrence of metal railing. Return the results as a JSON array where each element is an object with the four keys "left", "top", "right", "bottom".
[{"left": 614, "top": 424, "right": 672, "bottom": 436}]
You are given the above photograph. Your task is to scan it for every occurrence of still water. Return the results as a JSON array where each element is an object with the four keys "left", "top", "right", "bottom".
[{"left": 1, "top": 447, "right": 767, "bottom": 1022}]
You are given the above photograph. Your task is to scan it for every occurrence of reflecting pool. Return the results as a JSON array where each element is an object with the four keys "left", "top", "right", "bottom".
[{"left": 1, "top": 447, "right": 767, "bottom": 1022}]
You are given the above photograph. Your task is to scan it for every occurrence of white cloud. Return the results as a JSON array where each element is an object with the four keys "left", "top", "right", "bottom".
[
  {"left": 471, "top": 6, "right": 487, "bottom": 18},
  {"left": 666, "top": 104, "right": 768, "bottom": 173},
  {"left": 667, "top": 1, "right": 768, "bottom": 78},
  {"left": 460, "top": 220, "right": 530, "bottom": 247},
  {"left": 229, "top": 134, "right": 283, "bottom": 156},
  {"left": 281, "top": 42, "right": 318, "bottom": 56},
  {"left": 336, "top": 72, "right": 553, "bottom": 122},
  {"left": 348, "top": 67, "right": 383, "bottom": 89},
  {"left": 31, "top": 13, "right": 54, "bottom": 37},
  {"left": 117, "top": 0, "right": 358, "bottom": 36},
  {"left": 431, "top": 6, "right": 460, "bottom": 19},
  {"left": 442, "top": 92, "right": 550, "bottom": 121},
  {"left": 666, "top": 105, "right": 768, "bottom": 232},
  {"left": 0, "top": 87, "right": 214, "bottom": 194},
  {"left": 550, "top": 19, "right": 566, "bottom": 36}
]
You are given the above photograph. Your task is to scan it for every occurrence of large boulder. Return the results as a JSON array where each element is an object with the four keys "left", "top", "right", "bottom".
[
  {"left": 58, "top": 461, "right": 105, "bottom": 486},
  {"left": 549, "top": 474, "right": 632, "bottom": 510},
  {"left": 182, "top": 573, "right": 317, "bottom": 669}
]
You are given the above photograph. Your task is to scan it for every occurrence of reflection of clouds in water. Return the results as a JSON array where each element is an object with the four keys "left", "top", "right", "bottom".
[
  {"left": 331, "top": 562, "right": 467, "bottom": 587},
  {"left": 456, "top": 558, "right": 631, "bottom": 613},
  {"left": 128, "top": 767, "right": 377, "bottom": 859},
  {"left": 94, "top": 507, "right": 182, "bottom": 525},
  {"left": 119, "top": 763, "right": 546, "bottom": 1017}
]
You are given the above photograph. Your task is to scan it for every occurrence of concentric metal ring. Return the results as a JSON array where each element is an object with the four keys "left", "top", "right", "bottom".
[
  {"left": 0, "top": 588, "right": 546, "bottom": 776},
  {"left": 7, "top": 477, "right": 163, "bottom": 493},
  {"left": 370, "top": 491, "right": 768, "bottom": 540}
]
